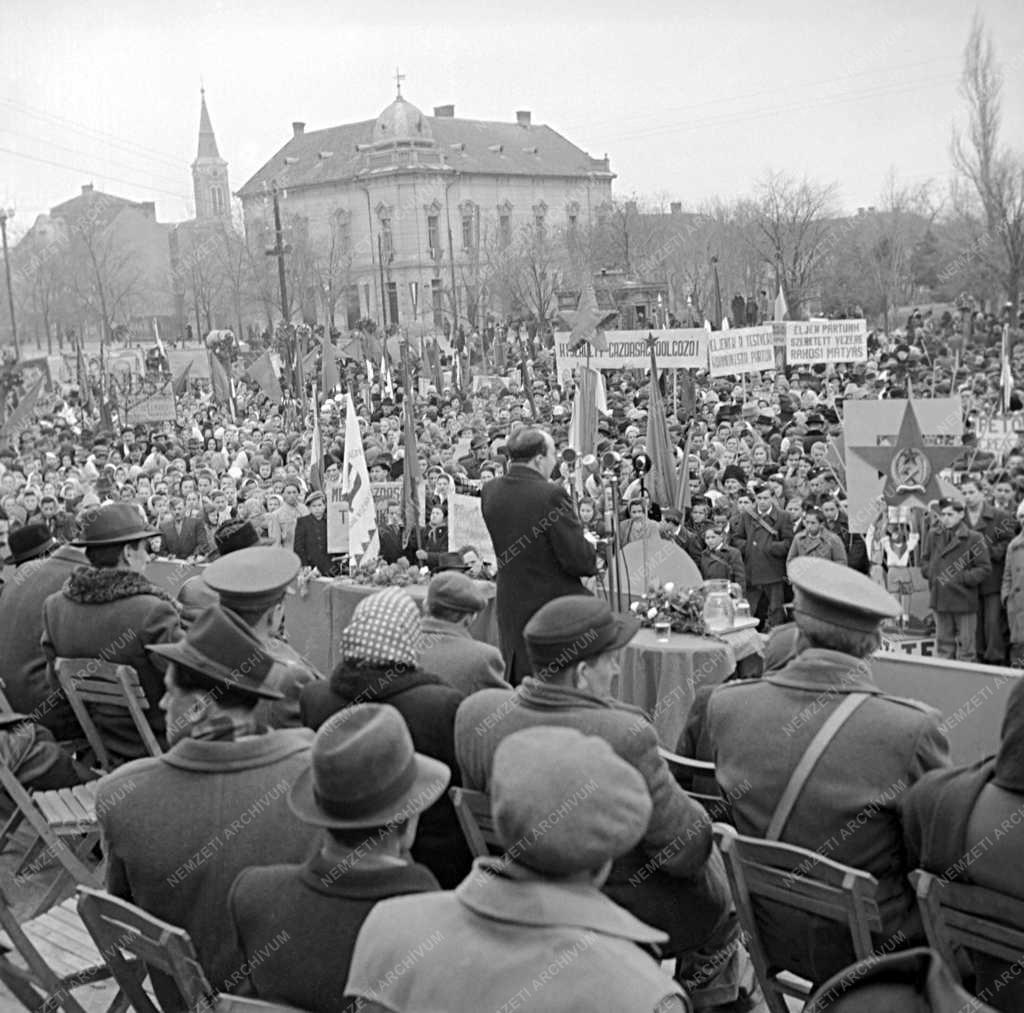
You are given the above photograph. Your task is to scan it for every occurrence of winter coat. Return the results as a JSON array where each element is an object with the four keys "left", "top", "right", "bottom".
[
  {"left": 1002, "top": 532, "right": 1024, "bottom": 644},
  {"left": 730, "top": 504, "right": 794, "bottom": 586},
  {"left": 787, "top": 528, "right": 848, "bottom": 565},
  {"left": 965, "top": 503, "right": 1016, "bottom": 596},
  {"left": 920, "top": 523, "right": 992, "bottom": 614}
]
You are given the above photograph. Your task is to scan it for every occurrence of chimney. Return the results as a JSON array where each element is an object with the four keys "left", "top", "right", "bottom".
[
  {"left": 670, "top": 201, "right": 682, "bottom": 215},
  {"left": 292, "top": 121, "right": 305, "bottom": 138},
  {"left": 139, "top": 201, "right": 156, "bottom": 219},
  {"left": 81, "top": 184, "right": 94, "bottom": 195},
  {"left": 433, "top": 105, "right": 455, "bottom": 118},
  {"left": 516, "top": 110, "right": 531, "bottom": 127}
]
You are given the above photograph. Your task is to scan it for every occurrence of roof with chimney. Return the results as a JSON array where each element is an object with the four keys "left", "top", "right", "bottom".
[
  {"left": 237, "top": 92, "right": 613, "bottom": 198},
  {"left": 195, "top": 87, "right": 223, "bottom": 162},
  {"left": 49, "top": 185, "right": 156, "bottom": 230}
]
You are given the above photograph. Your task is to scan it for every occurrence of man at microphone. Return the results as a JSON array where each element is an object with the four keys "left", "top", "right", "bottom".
[{"left": 482, "top": 428, "right": 598, "bottom": 685}]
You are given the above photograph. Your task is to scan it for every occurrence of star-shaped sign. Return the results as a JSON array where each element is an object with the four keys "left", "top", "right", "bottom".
[
  {"left": 849, "top": 400, "right": 961, "bottom": 505},
  {"left": 557, "top": 282, "right": 616, "bottom": 352}
]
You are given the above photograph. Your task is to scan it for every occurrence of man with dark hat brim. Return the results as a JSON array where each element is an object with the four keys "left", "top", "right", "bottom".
[
  {"left": 455, "top": 595, "right": 752, "bottom": 1008},
  {"left": 96, "top": 603, "right": 317, "bottom": 1008},
  {"left": 707, "top": 557, "right": 949, "bottom": 986},
  {"left": 418, "top": 571, "right": 507, "bottom": 696},
  {"left": 3, "top": 523, "right": 59, "bottom": 566},
  {"left": 40, "top": 503, "right": 180, "bottom": 762},
  {"left": 202, "top": 546, "right": 325, "bottom": 729},
  {"left": 229, "top": 703, "right": 447, "bottom": 1008},
  {"left": 347, "top": 725, "right": 687, "bottom": 1012}
]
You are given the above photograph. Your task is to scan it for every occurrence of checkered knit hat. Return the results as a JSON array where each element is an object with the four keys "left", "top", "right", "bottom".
[{"left": 341, "top": 587, "right": 421, "bottom": 667}]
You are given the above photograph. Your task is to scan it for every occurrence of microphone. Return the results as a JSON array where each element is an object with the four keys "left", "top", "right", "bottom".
[
  {"left": 602, "top": 451, "right": 622, "bottom": 470},
  {"left": 561, "top": 448, "right": 578, "bottom": 466},
  {"left": 632, "top": 453, "right": 652, "bottom": 475},
  {"left": 580, "top": 454, "right": 597, "bottom": 470}
]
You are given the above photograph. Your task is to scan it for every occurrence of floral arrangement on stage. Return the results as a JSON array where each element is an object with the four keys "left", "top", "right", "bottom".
[
  {"left": 343, "top": 557, "right": 432, "bottom": 587},
  {"left": 630, "top": 582, "right": 707, "bottom": 636}
]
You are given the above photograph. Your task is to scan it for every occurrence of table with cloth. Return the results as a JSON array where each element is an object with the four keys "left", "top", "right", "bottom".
[{"left": 616, "top": 627, "right": 765, "bottom": 748}]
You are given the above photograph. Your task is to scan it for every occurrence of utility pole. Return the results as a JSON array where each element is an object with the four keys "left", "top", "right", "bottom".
[
  {"left": 0, "top": 208, "right": 19, "bottom": 360},
  {"left": 265, "top": 182, "right": 291, "bottom": 323},
  {"left": 710, "top": 255, "right": 723, "bottom": 330}
]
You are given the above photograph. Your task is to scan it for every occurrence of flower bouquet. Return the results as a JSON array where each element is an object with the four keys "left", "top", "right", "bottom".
[
  {"left": 630, "top": 582, "right": 707, "bottom": 636},
  {"left": 342, "top": 556, "right": 432, "bottom": 587}
]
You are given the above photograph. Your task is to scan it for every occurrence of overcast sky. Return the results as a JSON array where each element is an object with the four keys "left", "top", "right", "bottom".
[{"left": 3, "top": 0, "right": 1023, "bottom": 232}]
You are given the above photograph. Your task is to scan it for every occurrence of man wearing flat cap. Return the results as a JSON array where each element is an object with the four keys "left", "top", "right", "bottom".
[
  {"left": 418, "top": 571, "right": 507, "bottom": 696},
  {"left": 203, "top": 546, "right": 324, "bottom": 728},
  {"left": 347, "top": 726, "right": 687, "bottom": 1012},
  {"left": 96, "top": 604, "right": 316, "bottom": 1004},
  {"left": 456, "top": 595, "right": 751, "bottom": 1011},
  {"left": 229, "top": 704, "right": 448, "bottom": 1009},
  {"left": 292, "top": 488, "right": 337, "bottom": 576},
  {"left": 40, "top": 503, "right": 182, "bottom": 761},
  {"left": 707, "top": 558, "right": 949, "bottom": 987}
]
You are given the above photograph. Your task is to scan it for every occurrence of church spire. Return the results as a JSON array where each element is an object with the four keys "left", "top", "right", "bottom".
[{"left": 197, "top": 87, "right": 221, "bottom": 160}]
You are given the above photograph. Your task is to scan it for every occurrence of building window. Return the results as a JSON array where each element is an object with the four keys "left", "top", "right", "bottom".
[
  {"left": 499, "top": 214, "right": 511, "bottom": 246},
  {"left": 345, "top": 285, "right": 361, "bottom": 330},
  {"left": 386, "top": 281, "right": 399, "bottom": 326},
  {"left": 461, "top": 215, "right": 474, "bottom": 252},
  {"left": 210, "top": 186, "right": 225, "bottom": 215},
  {"left": 381, "top": 219, "right": 394, "bottom": 261},
  {"left": 432, "top": 279, "right": 444, "bottom": 327},
  {"left": 427, "top": 214, "right": 440, "bottom": 257},
  {"left": 335, "top": 211, "right": 351, "bottom": 254}
]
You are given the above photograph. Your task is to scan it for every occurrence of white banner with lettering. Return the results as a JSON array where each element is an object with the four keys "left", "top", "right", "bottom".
[
  {"left": 777, "top": 320, "right": 868, "bottom": 366},
  {"left": 554, "top": 329, "right": 707, "bottom": 377},
  {"left": 707, "top": 326, "right": 776, "bottom": 377}
]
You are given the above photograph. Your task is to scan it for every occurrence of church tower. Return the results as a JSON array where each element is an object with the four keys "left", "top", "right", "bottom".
[{"left": 191, "top": 88, "right": 230, "bottom": 222}]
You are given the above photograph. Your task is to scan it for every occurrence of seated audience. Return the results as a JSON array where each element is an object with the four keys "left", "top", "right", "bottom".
[
  {"left": 300, "top": 587, "right": 471, "bottom": 888},
  {"left": 345, "top": 726, "right": 688, "bottom": 1012},
  {"left": 229, "top": 704, "right": 447, "bottom": 1012}
]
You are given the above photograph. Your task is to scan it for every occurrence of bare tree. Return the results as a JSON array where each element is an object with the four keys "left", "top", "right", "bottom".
[
  {"left": 951, "top": 12, "right": 1024, "bottom": 312},
  {"left": 746, "top": 170, "right": 839, "bottom": 317},
  {"left": 306, "top": 210, "right": 355, "bottom": 332}
]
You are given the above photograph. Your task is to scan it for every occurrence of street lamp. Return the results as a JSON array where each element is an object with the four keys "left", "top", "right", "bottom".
[{"left": 0, "top": 208, "right": 18, "bottom": 360}]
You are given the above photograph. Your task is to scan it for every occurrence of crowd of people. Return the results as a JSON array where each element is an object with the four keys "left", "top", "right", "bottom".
[{"left": 0, "top": 316, "right": 1022, "bottom": 1011}]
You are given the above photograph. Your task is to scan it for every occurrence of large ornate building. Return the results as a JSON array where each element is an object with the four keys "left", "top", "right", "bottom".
[{"left": 237, "top": 84, "right": 615, "bottom": 331}]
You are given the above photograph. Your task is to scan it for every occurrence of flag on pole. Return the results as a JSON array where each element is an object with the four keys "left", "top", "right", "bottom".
[
  {"left": 381, "top": 355, "right": 395, "bottom": 400},
  {"left": 209, "top": 351, "right": 234, "bottom": 414},
  {"left": 521, "top": 358, "right": 536, "bottom": 418},
  {"left": 774, "top": 286, "right": 789, "bottom": 322},
  {"left": 341, "top": 392, "right": 379, "bottom": 564},
  {"left": 646, "top": 336, "right": 679, "bottom": 508},
  {"left": 321, "top": 332, "right": 340, "bottom": 394},
  {"left": 152, "top": 318, "right": 167, "bottom": 364},
  {"left": 1001, "top": 324, "right": 1014, "bottom": 414},
  {"left": 675, "top": 427, "right": 694, "bottom": 513},
  {"left": 365, "top": 358, "right": 375, "bottom": 386},
  {"left": 568, "top": 366, "right": 599, "bottom": 458},
  {"left": 244, "top": 350, "right": 282, "bottom": 403},
  {"left": 401, "top": 344, "right": 422, "bottom": 549},
  {"left": 454, "top": 353, "right": 464, "bottom": 394},
  {"left": 171, "top": 360, "right": 193, "bottom": 398},
  {"left": 310, "top": 392, "right": 324, "bottom": 492},
  {"left": 0, "top": 376, "right": 44, "bottom": 442}
]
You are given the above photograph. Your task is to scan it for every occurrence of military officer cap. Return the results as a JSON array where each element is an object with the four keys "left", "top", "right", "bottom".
[
  {"left": 204, "top": 546, "right": 301, "bottom": 613},
  {"left": 788, "top": 557, "right": 900, "bottom": 634}
]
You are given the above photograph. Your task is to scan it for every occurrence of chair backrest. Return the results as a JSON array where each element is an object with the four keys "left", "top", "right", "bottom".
[
  {"left": 76, "top": 887, "right": 216, "bottom": 1013},
  {"left": 449, "top": 787, "right": 502, "bottom": 858},
  {"left": 910, "top": 869, "right": 1024, "bottom": 969},
  {"left": 0, "top": 677, "right": 13, "bottom": 714},
  {"left": 55, "top": 658, "right": 162, "bottom": 770},
  {"left": 715, "top": 823, "right": 883, "bottom": 1008},
  {"left": 658, "top": 747, "right": 732, "bottom": 823}
]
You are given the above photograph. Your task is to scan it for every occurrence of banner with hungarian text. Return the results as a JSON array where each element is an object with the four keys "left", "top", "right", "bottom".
[
  {"left": 776, "top": 319, "right": 868, "bottom": 366},
  {"left": 554, "top": 329, "right": 706, "bottom": 378},
  {"left": 707, "top": 326, "right": 776, "bottom": 377}
]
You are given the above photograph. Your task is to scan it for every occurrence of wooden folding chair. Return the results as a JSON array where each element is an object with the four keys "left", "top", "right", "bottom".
[
  {"left": 449, "top": 787, "right": 502, "bottom": 858},
  {"left": 55, "top": 658, "right": 162, "bottom": 773},
  {"left": 76, "top": 888, "right": 308, "bottom": 1013},
  {"left": 658, "top": 747, "right": 733, "bottom": 823},
  {"left": 714, "top": 823, "right": 884, "bottom": 1013},
  {"left": 911, "top": 869, "right": 1024, "bottom": 982},
  {"left": 0, "top": 761, "right": 103, "bottom": 918},
  {"left": 0, "top": 880, "right": 126, "bottom": 1013}
]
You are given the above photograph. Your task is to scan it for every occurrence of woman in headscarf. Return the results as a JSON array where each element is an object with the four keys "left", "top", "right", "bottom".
[
  {"left": 298, "top": 587, "right": 471, "bottom": 888},
  {"left": 901, "top": 678, "right": 1024, "bottom": 1012}
]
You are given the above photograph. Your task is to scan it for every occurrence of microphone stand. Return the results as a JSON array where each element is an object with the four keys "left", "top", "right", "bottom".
[{"left": 601, "top": 462, "right": 624, "bottom": 611}]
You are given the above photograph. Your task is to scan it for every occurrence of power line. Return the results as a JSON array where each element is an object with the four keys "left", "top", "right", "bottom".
[
  {"left": 0, "top": 97, "right": 189, "bottom": 171},
  {"left": 0, "top": 146, "right": 194, "bottom": 204},
  {"left": 5, "top": 129, "right": 189, "bottom": 189}
]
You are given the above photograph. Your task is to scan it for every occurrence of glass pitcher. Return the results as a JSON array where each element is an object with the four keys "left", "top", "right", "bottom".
[{"left": 702, "top": 579, "right": 736, "bottom": 634}]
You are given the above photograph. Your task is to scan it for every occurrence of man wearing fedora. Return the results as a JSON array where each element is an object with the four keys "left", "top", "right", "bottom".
[
  {"left": 204, "top": 546, "right": 324, "bottom": 729},
  {"left": 0, "top": 524, "right": 86, "bottom": 734},
  {"left": 346, "top": 726, "right": 687, "bottom": 1012},
  {"left": 96, "top": 604, "right": 317, "bottom": 1003},
  {"left": 456, "top": 595, "right": 753, "bottom": 1011},
  {"left": 40, "top": 504, "right": 182, "bottom": 760},
  {"left": 229, "top": 704, "right": 448, "bottom": 1011},
  {"left": 418, "top": 571, "right": 507, "bottom": 697}
]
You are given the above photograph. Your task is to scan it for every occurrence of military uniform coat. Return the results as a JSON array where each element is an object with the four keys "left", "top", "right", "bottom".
[
  {"left": 920, "top": 522, "right": 992, "bottom": 613},
  {"left": 481, "top": 465, "right": 597, "bottom": 684},
  {"left": 706, "top": 648, "right": 949, "bottom": 983}
]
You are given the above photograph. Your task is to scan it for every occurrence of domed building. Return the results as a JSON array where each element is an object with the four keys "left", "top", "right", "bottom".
[{"left": 237, "top": 81, "right": 614, "bottom": 331}]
